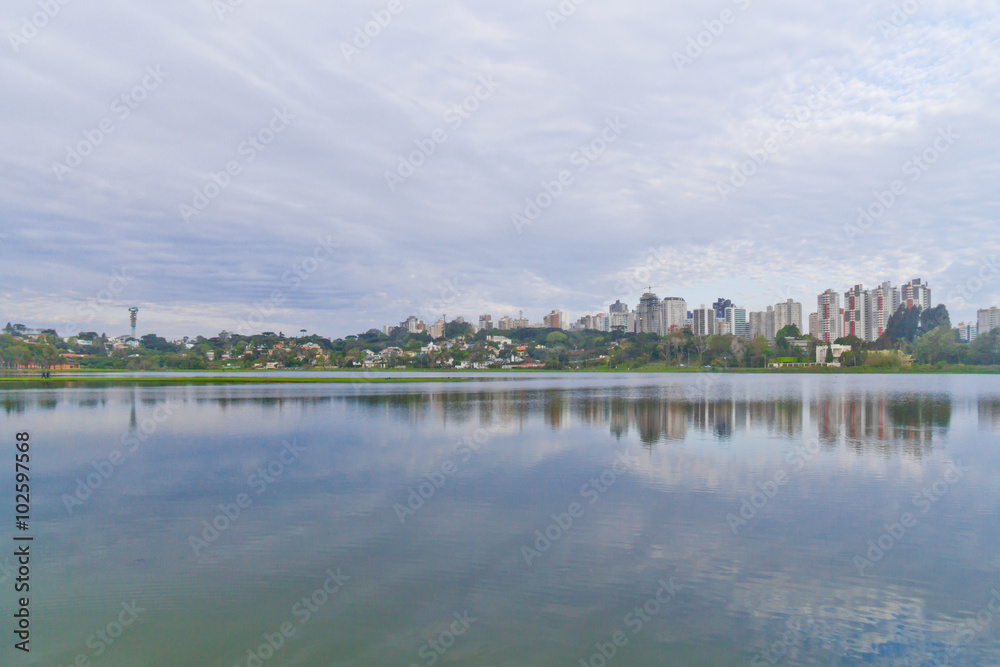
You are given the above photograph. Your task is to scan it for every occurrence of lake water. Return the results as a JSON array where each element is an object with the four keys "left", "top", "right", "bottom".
[{"left": 3, "top": 373, "right": 1000, "bottom": 666}]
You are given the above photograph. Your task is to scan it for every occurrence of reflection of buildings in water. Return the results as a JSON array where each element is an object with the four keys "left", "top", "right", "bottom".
[
  {"left": 543, "top": 392, "right": 570, "bottom": 430},
  {"left": 979, "top": 399, "right": 1000, "bottom": 431},
  {"left": 631, "top": 400, "right": 689, "bottom": 445},
  {"left": 575, "top": 396, "right": 688, "bottom": 444},
  {"left": 345, "top": 392, "right": 808, "bottom": 446},
  {"left": 813, "top": 394, "right": 844, "bottom": 444},
  {"left": 343, "top": 391, "right": 949, "bottom": 457},
  {"left": 812, "top": 394, "right": 951, "bottom": 457},
  {"left": 747, "top": 400, "right": 804, "bottom": 438},
  {"left": 692, "top": 399, "right": 737, "bottom": 439}
]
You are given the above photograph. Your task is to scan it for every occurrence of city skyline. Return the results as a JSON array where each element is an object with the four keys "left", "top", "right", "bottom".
[
  {"left": 25, "top": 274, "right": 997, "bottom": 343},
  {"left": 381, "top": 277, "right": 998, "bottom": 343}
]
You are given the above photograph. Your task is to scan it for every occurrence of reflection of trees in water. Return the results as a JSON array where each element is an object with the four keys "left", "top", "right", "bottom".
[
  {"left": 5, "top": 388, "right": 954, "bottom": 458},
  {"left": 813, "top": 394, "right": 950, "bottom": 459},
  {"left": 2, "top": 396, "right": 27, "bottom": 415},
  {"left": 979, "top": 398, "right": 1000, "bottom": 431}
]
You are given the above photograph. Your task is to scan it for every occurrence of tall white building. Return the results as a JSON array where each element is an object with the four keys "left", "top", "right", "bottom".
[
  {"left": 661, "top": 297, "right": 687, "bottom": 331},
  {"left": 868, "top": 281, "right": 899, "bottom": 342},
  {"left": 749, "top": 311, "right": 766, "bottom": 339},
  {"left": 901, "top": 278, "right": 932, "bottom": 310},
  {"left": 817, "top": 289, "right": 843, "bottom": 343},
  {"left": 403, "top": 315, "right": 424, "bottom": 333},
  {"left": 773, "top": 299, "right": 803, "bottom": 335},
  {"left": 610, "top": 310, "right": 631, "bottom": 332},
  {"left": 765, "top": 305, "right": 777, "bottom": 341},
  {"left": 693, "top": 306, "right": 716, "bottom": 337},
  {"left": 724, "top": 306, "right": 750, "bottom": 339},
  {"left": 843, "top": 285, "right": 870, "bottom": 341},
  {"left": 957, "top": 322, "right": 978, "bottom": 342},
  {"left": 747, "top": 307, "right": 777, "bottom": 340},
  {"left": 979, "top": 307, "right": 1000, "bottom": 336}
]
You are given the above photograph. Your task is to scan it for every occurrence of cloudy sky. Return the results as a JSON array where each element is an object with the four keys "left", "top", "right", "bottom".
[{"left": 2, "top": 0, "right": 998, "bottom": 339}]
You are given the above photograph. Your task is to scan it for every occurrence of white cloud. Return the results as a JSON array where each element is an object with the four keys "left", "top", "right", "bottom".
[{"left": 1, "top": 0, "right": 998, "bottom": 336}]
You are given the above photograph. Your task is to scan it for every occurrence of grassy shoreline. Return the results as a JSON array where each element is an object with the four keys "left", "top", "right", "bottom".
[
  {"left": 0, "top": 374, "right": 471, "bottom": 388},
  {"left": 1, "top": 363, "right": 997, "bottom": 389}
]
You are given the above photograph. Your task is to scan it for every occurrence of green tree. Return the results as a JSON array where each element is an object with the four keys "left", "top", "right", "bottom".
[
  {"left": 776, "top": 324, "right": 801, "bottom": 340},
  {"left": 747, "top": 336, "right": 772, "bottom": 367},
  {"left": 545, "top": 331, "right": 569, "bottom": 346},
  {"left": 969, "top": 328, "right": 1000, "bottom": 365},
  {"left": 912, "top": 325, "right": 961, "bottom": 365},
  {"left": 879, "top": 305, "right": 922, "bottom": 345},
  {"left": 919, "top": 304, "right": 950, "bottom": 334}
]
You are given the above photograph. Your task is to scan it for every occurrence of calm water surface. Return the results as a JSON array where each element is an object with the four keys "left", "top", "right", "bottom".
[{"left": 3, "top": 373, "right": 1000, "bottom": 666}]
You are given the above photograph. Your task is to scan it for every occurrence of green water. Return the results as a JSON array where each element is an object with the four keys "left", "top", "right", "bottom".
[{"left": 2, "top": 373, "right": 999, "bottom": 665}]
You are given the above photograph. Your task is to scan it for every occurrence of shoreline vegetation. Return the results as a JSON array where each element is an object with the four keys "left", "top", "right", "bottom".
[{"left": 3, "top": 303, "right": 999, "bottom": 384}]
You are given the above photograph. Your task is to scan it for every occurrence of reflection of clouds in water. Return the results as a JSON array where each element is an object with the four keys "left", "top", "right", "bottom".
[
  {"left": 732, "top": 576, "right": 998, "bottom": 665},
  {"left": 3, "top": 377, "right": 1000, "bottom": 664}
]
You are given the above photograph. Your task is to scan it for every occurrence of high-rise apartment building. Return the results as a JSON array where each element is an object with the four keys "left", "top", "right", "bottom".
[
  {"left": 901, "top": 278, "right": 932, "bottom": 310},
  {"left": 809, "top": 312, "right": 818, "bottom": 337},
  {"left": 609, "top": 300, "right": 629, "bottom": 314},
  {"left": 712, "top": 298, "right": 733, "bottom": 320},
  {"left": 609, "top": 311, "right": 631, "bottom": 332},
  {"left": 957, "top": 322, "right": 978, "bottom": 342},
  {"left": 979, "top": 307, "right": 1000, "bottom": 335},
  {"left": 543, "top": 310, "right": 568, "bottom": 330},
  {"left": 429, "top": 318, "right": 446, "bottom": 339},
  {"left": 693, "top": 306, "right": 716, "bottom": 337},
  {"left": 868, "top": 281, "right": 899, "bottom": 342},
  {"left": 478, "top": 314, "right": 494, "bottom": 331},
  {"left": 843, "top": 285, "right": 870, "bottom": 341},
  {"left": 774, "top": 299, "right": 803, "bottom": 334},
  {"left": 725, "top": 306, "right": 750, "bottom": 339},
  {"left": 635, "top": 292, "right": 663, "bottom": 334},
  {"left": 817, "top": 289, "right": 842, "bottom": 343},
  {"left": 661, "top": 297, "right": 687, "bottom": 331},
  {"left": 402, "top": 315, "right": 423, "bottom": 333}
]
